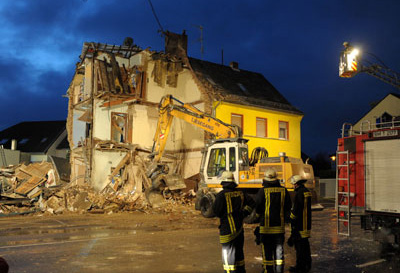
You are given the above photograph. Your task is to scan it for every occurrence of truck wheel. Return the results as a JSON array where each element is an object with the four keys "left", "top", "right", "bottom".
[{"left": 200, "top": 193, "right": 215, "bottom": 218}]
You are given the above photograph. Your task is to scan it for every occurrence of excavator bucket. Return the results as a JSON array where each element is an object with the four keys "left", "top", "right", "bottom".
[
  {"left": 145, "top": 173, "right": 186, "bottom": 207},
  {"left": 163, "top": 173, "right": 186, "bottom": 190}
]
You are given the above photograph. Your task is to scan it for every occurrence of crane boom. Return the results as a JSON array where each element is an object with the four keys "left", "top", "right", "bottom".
[
  {"left": 363, "top": 65, "right": 400, "bottom": 90},
  {"left": 339, "top": 42, "right": 400, "bottom": 89},
  {"left": 151, "top": 94, "right": 240, "bottom": 162}
]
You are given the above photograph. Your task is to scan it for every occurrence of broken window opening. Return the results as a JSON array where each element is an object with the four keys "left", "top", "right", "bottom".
[{"left": 111, "top": 112, "right": 128, "bottom": 143}]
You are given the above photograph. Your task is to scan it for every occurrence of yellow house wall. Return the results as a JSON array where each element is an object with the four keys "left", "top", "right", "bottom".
[{"left": 214, "top": 102, "right": 303, "bottom": 158}]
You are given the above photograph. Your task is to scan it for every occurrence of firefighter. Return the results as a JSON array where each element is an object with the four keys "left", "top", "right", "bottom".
[
  {"left": 288, "top": 175, "right": 312, "bottom": 273},
  {"left": 212, "top": 171, "right": 254, "bottom": 273},
  {"left": 255, "top": 168, "right": 291, "bottom": 273}
]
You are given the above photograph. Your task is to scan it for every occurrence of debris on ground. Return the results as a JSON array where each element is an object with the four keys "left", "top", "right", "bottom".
[{"left": 0, "top": 159, "right": 196, "bottom": 216}]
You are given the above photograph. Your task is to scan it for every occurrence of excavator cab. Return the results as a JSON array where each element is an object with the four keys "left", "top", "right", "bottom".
[
  {"left": 339, "top": 42, "right": 360, "bottom": 78},
  {"left": 200, "top": 138, "right": 249, "bottom": 187}
]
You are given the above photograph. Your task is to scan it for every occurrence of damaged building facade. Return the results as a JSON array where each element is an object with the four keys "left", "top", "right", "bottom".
[{"left": 66, "top": 31, "right": 303, "bottom": 191}]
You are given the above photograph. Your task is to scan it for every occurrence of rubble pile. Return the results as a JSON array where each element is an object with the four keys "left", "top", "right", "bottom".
[{"left": 0, "top": 160, "right": 195, "bottom": 216}]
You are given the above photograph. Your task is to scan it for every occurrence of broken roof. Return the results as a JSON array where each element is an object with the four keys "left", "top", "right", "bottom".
[
  {"left": 188, "top": 58, "right": 303, "bottom": 115},
  {"left": 0, "top": 121, "right": 66, "bottom": 153},
  {"left": 80, "top": 42, "right": 142, "bottom": 60}
]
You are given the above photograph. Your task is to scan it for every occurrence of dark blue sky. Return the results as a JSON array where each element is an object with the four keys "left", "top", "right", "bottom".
[{"left": 0, "top": 0, "right": 399, "bottom": 157}]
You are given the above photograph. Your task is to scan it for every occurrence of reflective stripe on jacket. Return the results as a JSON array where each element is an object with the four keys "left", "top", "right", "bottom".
[
  {"left": 290, "top": 184, "right": 312, "bottom": 238},
  {"left": 255, "top": 180, "right": 292, "bottom": 234},
  {"left": 213, "top": 188, "right": 253, "bottom": 243}
]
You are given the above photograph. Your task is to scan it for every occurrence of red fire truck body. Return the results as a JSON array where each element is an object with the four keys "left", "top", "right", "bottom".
[{"left": 337, "top": 123, "right": 400, "bottom": 239}]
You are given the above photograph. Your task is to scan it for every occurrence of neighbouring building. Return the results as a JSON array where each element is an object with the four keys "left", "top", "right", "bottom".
[
  {"left": 352, "top": 93, "right": 400, "bottom": 133},
  {"left": 0, "top": 121, "right": 69, "bottom": 166},
  {"left": 66, "top": 31, "right": 303, "bottom": 191}
]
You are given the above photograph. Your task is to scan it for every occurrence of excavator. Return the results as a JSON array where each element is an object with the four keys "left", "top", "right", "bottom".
[{"left": 147, "top": 94, "right": 316, "bottom": 217}]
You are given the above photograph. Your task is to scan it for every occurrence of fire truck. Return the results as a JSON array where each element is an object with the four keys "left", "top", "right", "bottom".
[
  {"left": 336, "top": 120, "right": 400, "bottom": 246},
  {"left": 337, "top": 42, "right": 400, "bottom": 244}
]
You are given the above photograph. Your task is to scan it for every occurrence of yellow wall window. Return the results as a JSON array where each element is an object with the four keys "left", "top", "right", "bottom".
[
  {"left": 231, "top": 113, "right": 243, "bottom": 133},
  {"left": 279, "top": 121, "right": 289, "bottom": 140},
  {"left": 256, "top": 117, "right": 267, "bottom": 137}
]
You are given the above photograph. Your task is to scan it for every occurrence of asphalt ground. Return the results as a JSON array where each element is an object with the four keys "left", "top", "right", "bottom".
[{"left": 0, "top": 198, "right": 398, "bottom": 273}]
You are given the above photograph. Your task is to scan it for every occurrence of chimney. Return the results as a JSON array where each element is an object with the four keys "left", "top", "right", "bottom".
[
  {"left": 230, "top": 61, "right": 239, "bottom": 70},
  {"left": 165, "top": 30, "right": 188, "bottom": 57},
  {"left": 11, "top": 139, "right": 17, "bottom": 151}
]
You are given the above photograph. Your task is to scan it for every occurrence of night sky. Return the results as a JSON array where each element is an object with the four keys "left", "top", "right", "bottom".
[{"left": 1, "top": 0, "right": 399, "bottom": 157}]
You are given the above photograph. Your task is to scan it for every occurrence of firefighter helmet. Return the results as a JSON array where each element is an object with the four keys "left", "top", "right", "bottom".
[
  {"left": 264, "top": 168, "right": 277, "bottom": 181},
  {"left": 289, "top": 175, "right": 307, "bottom": 185},
  {"left": 219, "top": 171, "right": 237, "bottom": 184}
]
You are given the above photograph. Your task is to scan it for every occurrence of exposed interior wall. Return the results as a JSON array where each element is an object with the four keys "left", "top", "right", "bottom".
[
  {"left": 180, "top": 150, "right": 203, "bottom": 179},
  {"left": 91, "top": 149, "right": 127, "bottom": 190},
  {"left": 70, "top": 152, "right": 86, "bottom": 184},
  {"left": 130, "top": 104, "right": 157, "bottom": 149},
  {"left": 215, "top": 101, "right": 303, "bottom": 158},
  {"left": 353, "top": 94, "right": 400, "bottom": 131},
  {"left": 146, "top": 62, "right": 205, "bottom": 152},
  {"left": 72, "top": 111, "right": 87, "bottom": 148},
  {"left": 93, "top": 100, "right": 128, "bottom": 141}
]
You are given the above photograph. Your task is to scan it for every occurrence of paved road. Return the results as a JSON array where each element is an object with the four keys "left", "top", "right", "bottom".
[{"left": 0, "top": 199, "right": 398, "bottom": 273}]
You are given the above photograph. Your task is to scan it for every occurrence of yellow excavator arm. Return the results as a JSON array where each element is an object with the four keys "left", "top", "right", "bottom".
[{"left": 151, "top": 94, "right": 241, "bottom": 162}]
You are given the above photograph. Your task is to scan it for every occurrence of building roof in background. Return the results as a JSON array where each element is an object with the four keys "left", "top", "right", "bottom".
[
  {"left": 0, "top": 121, "right": 66, "bottom": 153},
  {"left": 189, "top": 58, "right": 303, "bottom": 115},
  {"left": 56, "top": 135, "right": 69, "bottom": 150}
]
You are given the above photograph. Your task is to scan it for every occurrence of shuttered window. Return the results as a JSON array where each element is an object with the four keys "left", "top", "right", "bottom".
[
  {"left": 256, "top": 118, "right": 267, "bottom": 137},
  {"left": 279, "top": 121, "right": 289, "bottom": 140},
  {"left": 231, "top": 114, "right": 243, "bottom": 133}
]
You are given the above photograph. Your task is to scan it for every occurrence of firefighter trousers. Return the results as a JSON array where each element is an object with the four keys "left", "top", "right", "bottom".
[
  {"left": 260, "top": 233, "right": 285, "bottom": 273},
  {"left": 294, "top": 238, "right": 311, "bottom": 272},
  {"left": 221, "top": 230, "right": 246, "bottom": 273}
]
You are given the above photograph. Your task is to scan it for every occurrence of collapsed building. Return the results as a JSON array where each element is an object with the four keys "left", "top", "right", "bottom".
[{"left": 66, "top": 31, "right": 303, "bottom": 194}]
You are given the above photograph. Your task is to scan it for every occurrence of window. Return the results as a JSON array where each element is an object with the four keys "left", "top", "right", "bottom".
[
  {"left": 111, "top": 112, "right": 128, "bottom": 143},
  {"left": 239, "top": 147, "right": 249, "bottom": 171},
  {"left": 0, "top": 139, "right": 8, "bottom": 145},
  {"left": 229, "top": 147, "right": 236, "bottom": 171},
  {"left": 256, "top": 118, "right": 267, "bottom": 137},
  {"left": 19, "top": 138, "right": 29, "bottom": 144},
  {"left": 207, "top": 148, "right": 226, "bottom": 177},
  {"left": 279, "top": 121, "right": 289, "bottom": 140},
  {"left": 231, "top": 113, "right": 243, "bottom": 133}
]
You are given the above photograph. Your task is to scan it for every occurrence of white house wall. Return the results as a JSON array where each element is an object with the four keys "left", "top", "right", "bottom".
[
  {"left": 72, "top": 111, "right": 86, "bottom": 148},
  {"left": 354, "top": 94, "right": 400, "bottom": 131},
  {"left": 93, "top": 99, "right": 128, "bottom": 140},
  {"left": 91, "top": 149, "right": 127, "bottom": 190},
  {"left": 131, "top": 104, "right": 157, "bottom": 149}
]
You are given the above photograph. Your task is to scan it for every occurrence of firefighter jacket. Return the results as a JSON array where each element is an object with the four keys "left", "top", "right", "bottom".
[
  {"left": 290, "top": 184, "right": 312, "bottom": 238},
  {"left": 255, "top": 180, "right": 292, "bottom": 234},
  {"left": 212, "top": 183, "right": 254, "bottom": 244}
]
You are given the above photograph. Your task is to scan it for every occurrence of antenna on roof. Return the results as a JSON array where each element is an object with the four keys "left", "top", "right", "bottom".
[{"left": 192, "top": 25, "right": 204, "bottom": 60}]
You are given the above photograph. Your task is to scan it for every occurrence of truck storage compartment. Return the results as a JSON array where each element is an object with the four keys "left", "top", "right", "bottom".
[{"left": 365, "top": 138, "right": 400, "bottom": 213}]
